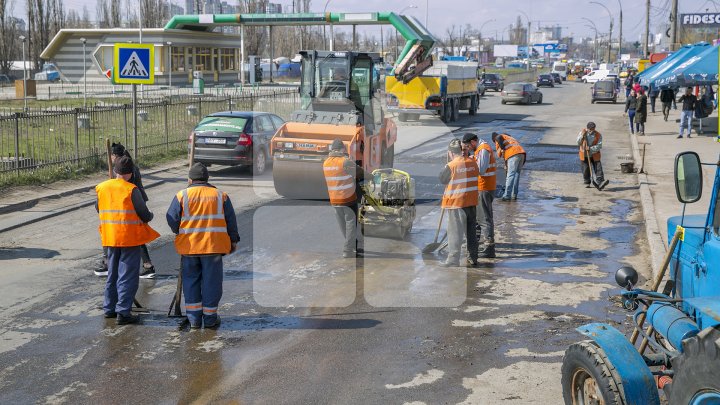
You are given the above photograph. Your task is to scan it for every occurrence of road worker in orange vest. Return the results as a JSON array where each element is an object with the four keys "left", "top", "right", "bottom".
[
  {"left": 492, "top": 132, "right": 526, "bottom": 202},
  {"left": 577, "top": 121, "right": 609, "bottom": 190},
  {"left": 95, "top": 155, "right": 160, "bottom": 325},
  {"left": 462, "top": 133, "right": 497, "bottom": 259},
  {"left": 166, "top": 163, "right": 240, "bottom": 329},
  {"left": 439, "top": 139, "right": 480, "bottom": 267},
  {"left": 323, "top": 138, "right": 366, "bottom": 258}
]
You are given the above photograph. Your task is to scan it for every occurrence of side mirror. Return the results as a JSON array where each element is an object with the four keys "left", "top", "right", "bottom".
[
  {"left": 674, "top": 152, "right": 703, "bottom": 204},
  {"left": 615, "top": 266, "right": 638, "bottom": 289}
]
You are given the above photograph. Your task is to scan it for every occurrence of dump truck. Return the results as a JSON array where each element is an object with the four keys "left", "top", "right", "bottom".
[
  {"left": 385, "top": 61, "right": 481, "bottom": 123},
  {"left": 271, "top": 50, "right": 398, "bottom": 200},
  {"left": 561, "top": 152, "right": 720, "bottom": 404}
]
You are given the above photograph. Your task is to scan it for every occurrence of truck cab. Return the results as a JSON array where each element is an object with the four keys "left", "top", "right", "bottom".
[{"left": 34, "top": 63, "right": 61, "bottom": 82}]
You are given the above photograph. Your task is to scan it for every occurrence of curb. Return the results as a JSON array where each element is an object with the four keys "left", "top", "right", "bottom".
[{"left": 629, "top": 133, "right": 666, "bottom": 279}]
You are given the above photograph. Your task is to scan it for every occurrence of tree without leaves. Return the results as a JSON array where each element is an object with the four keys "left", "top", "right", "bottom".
[{"left": 0, "top": 0, "right": 20, "bottom": 75}]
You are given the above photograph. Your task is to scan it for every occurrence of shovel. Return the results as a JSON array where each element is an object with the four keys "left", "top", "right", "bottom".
[
  {"left": 422, "top": 208, "right": 446, "bottom": 253},
  {"left": 583, "top": 133, "right": 609, "bottom": 191}
]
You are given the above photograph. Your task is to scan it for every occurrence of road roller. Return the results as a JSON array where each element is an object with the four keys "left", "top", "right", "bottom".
[{"left": 271, "top": 50, "right": 398, "bottom": 200}]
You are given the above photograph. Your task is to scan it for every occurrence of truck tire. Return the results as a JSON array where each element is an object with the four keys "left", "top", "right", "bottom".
[
  {"left": 440, "top": 102, "right": 450, "bottom": 123},
  {"left": 561, "top": 340, "right": 625, "bottom": 405},
  {"left": 668, "top": 327, "right": 720, "bottom": 405},
  {"left": 451, "top": 99, "right": 460, "bottom": 121},
  {"left": 469, "top": 96, "right": 478, "bottom": 116}
]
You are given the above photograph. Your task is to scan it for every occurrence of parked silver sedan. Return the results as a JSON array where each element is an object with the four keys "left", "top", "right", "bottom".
[{"left": 501, "top": 83, "right": 543, "bottom": 105}]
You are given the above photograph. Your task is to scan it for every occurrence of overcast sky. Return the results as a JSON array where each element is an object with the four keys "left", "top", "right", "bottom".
[{"left": 8, "top": 0, "right": 715, "bottom": 41}]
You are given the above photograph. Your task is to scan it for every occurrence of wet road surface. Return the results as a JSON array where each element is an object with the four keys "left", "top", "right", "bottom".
[{"left": 0, "top": 82, "right": 651, "bottom": 404}]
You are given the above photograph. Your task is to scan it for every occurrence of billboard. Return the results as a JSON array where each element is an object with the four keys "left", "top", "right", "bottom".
[
  {"left": 494, "top": 45, "right": 518, "bottom": 57},
  {"left": 681, "top": 13, "right": 720, "bottom": 27}
]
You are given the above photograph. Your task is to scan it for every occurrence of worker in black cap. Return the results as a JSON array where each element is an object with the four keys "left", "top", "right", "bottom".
[
  {"left": 166, "top": 163, "right": 239, "bottom": 329},
  {"left": 96, "top": 143, "right": 157, "bottom": 279},
  {"left": 577, "top": 122, "right": 609, "bottom": 190},
  {"left": 95, "top": 155, "right": 160, "bottom": 325},
  {"left": 462, "top": 133, "right": 497, "bottom": 258},
  {"left": 323, "top": 138, "right": 366, "bottom": 258}
]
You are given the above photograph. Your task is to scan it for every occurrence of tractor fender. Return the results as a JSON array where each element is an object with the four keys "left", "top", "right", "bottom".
[{"left": 577, "top": 323, "right": 661, "bottom": 405}]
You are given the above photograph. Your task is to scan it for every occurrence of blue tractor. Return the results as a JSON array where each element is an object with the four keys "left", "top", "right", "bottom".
[{"left": 561, "top": 151, "right": 720, "bottom": 405}]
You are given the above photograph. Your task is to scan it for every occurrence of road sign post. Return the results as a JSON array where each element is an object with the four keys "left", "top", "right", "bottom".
[{"left": 113, "top": 44, "right": 154, "bottom": 160}]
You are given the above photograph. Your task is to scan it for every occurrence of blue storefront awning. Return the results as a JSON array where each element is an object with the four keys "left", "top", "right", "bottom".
[
  {"left": 654, "top": 44, "right": 718, "bottom": 88},
  {"left": 638, "top": 43, "right": 713, "bottom": 87}
]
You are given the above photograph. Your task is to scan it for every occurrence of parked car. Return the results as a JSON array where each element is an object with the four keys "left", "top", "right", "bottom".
[
  {"left": 550, "top": 72, "right": 562, "bottom": 84},
  {"left": 501, "top": 83, "right": 543, "bottom": 105},
  {"left": 537, "top": 74, "right": 555, "bottom": 88},
  {"left": 482, "top": 73, "right": 504, "bottom": 92},
  {"left": 191, "top": 111, "right": 285, "bottom": 175},
  {"left": 591, "top": 79, "right": 618, "bottom": 104}
]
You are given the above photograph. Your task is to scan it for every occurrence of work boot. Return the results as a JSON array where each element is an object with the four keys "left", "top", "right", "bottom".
[
  {"left": 598, "top": 180, "right": 609, "bottom": 191},
  {"left": 466, "top": 258, "right": 478, "bottom": 267},
  {"left": 139, "top": 265, "right": 155, "bottom": 279},
  {"left": 117, "top": 313, "right": 140, "bottom": 325},
  {"left": 94, "top": 262, "right": 108, "bottom": 277},
  {"left": 104, "top": 312, "right": 117, "bottom": 319},
  {"left": 204, "top": 316, "right": 221, "bottom": 330}
]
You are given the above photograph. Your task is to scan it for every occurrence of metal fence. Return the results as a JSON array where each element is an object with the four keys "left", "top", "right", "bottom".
[{"left": 0, "top": 90, "right": 300, "bottom": 183}]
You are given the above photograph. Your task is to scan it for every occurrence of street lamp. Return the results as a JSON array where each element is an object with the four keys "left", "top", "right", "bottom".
[
  {"left": 583, "top": 17, "right": 599, "bottom": 61},
  {"left": 517, "top": 10, "right": 531, "bottom": 71},
  {"left": 80, "top": 37, "right": 87, "bottom": 107},
  {"left": 616, "top": 0, "right": 623, "bottom": 62},
  {"left": 19, "top": 35, "right": 27, "bottom": 111},
  {"left": 166, "top": 41, "right": 173, "bottom": 88},
  {"left": 478, "top": 19, "right": 495, "bottom": 63},
  {"left": 590, "top": 1, "right": 613, "bottom": 62},
  {"left": 396, "top": 5, "right": 418, "bottom": 61},
  {"left": 425, "top": 0, "right": 429, "bottom": 27}
]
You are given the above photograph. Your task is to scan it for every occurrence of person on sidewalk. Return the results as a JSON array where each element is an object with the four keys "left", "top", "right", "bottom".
[
  {"left": 95, "top": 155, "right": 160, "bottom": 325},
  {"left": 624, "top": 89, "right": 637, "bottom": 134},
  {"left": 462, "top": 133, "right": 497, "bottom": 259},
  {"left": 96, "top": 143, "right": 157, "bottom": 279},
  {"left": 577, "top": 122, "right": 609, "bottom": 190},
  {"left": 649, "top": 86, "right": 659, "bottom": 114},
  {"left": 166, "top": 163, "right": 239, "bottom": 329},
  {"left": 439, "top": 139, "right": 479, "bottom": 267},
  {"left": 322, "top": 139, "right": 366, "bottom": 258},
  {"left": 660, "top": 88, "right": 675, "bottom": 121},
  {"left": 624, "top": 72, "right": 634, "bottom": 99},
  {"left": 678, "top": 87, "right": 697, "bottom": 139},
  {"left": 492, "top": 132, "right": 526, "bottom": 202},
  {"left": 635, "top": 88, "right": 648, "bottom": 135}
]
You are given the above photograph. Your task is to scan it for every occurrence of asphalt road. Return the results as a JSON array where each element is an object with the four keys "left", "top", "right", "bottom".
[{"left": 0, "top": 81, "right": 652, "bottom": 404}]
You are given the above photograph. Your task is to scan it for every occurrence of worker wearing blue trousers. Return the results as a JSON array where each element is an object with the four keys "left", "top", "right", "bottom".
[{"left": 166, "top": 163, "right": 239, "bottom": 329}]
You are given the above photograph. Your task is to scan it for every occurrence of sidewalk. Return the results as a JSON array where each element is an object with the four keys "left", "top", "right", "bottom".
[{"left": 626, "top": 105, "right": 718, "bottom": 272}]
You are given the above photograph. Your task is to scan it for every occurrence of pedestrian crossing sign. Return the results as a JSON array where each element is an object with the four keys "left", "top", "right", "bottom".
[{"left": 113, "top": 43, "right": 154, "bottom": 84}]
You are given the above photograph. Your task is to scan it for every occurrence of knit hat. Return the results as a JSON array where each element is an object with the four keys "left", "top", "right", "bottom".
[
  {"left": 111, "top": 142, "right": 126, "bottom": 157},
  {"left": 586, "top": 122, "right": 596, "bottom": 129},
  {"left": 448, "top": 139, "right": 462, "bottom": 154},
  {"left": 188, "top": 162, "right": 209, "bottom": 181},
  {"left": 491, "top": 132, "right": 499, "bottom": 141},
  {"left": 114, "top": 155, "right": 134, "bottom": 175},
  {"left": 462, "top": 133, "right": 478, "bottom": 143},
  {"left": 330, "top": 138, "right": 345, "bottom": 152}
]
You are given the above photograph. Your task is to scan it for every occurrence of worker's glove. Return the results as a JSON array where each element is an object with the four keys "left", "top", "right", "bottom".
[{"left": 589, "top": 145, "right": 601, "bottom": 154}]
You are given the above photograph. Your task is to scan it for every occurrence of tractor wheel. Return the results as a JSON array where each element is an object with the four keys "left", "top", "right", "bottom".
[
  {"left": 561, "top": 340, "right": 625, "bottom": 405},
  {"left": 668, "top": 327, "right": 720, "bottom": 405}
]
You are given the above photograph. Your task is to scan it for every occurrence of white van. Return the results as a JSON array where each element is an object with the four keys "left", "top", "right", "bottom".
[
  {"left": 583, "top": 69, "right": 611, "bottom": 84},
  {"left": 552, "top": 62, "right": 568, "bottom": 80}
]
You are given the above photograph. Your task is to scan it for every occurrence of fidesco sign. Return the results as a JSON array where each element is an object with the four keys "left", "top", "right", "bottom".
[{"left": 681, "top": 13, "right": 720, "bottom": 27}]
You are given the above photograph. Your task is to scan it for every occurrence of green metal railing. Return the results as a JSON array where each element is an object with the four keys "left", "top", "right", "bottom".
[{"left": 164, "top": 12, "right": 436, "bottom": 79}]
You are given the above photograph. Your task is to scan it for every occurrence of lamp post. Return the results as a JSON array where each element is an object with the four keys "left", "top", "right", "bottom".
[
  {"left": 396, "top": 5, "right": 417, "bottom": 61},
  {"left": 517, "top": 10, "right": 531, "bottom": 71},
  {"left": 19, "top": 35, "right": 27, "bottom": 111},
  {"left": 80, "top": 37, "right": 87, "bottom": 107},
  {"left": 478, "top": 19, "right": 495, "bottom": 63},
  {"left": 167, "top": 41, "right": 173, "bottom": 88},
  {"left": 425, "top": 0, "right": 429, "bottom": 27},
  {"left": 583, "top": 17, "right": 599, "bottom": 61},
  {"left": 616, "top": 0, "right": 623, "bottom": 62},
  {"left": 590, "top": 1, "right": 613, "bottom": 61}
]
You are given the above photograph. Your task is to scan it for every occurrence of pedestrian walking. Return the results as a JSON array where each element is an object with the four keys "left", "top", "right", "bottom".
[
  {"left": 624, "top": 90, "right": 637, "bottom": 134},
  {"left": 649, "top": 86, "right": 659, "bottom": 114},
  {"left": 166, "top": 163, "right": 239, "bottom": 329},
  {"left": 624, "top": 71, "right": 634, "bottom": 99},
  {"left": 439, "top": 139, "right": 479, "bottom": 267},
  {"left": 660, "top": 88, "right": 674, "bottom": 121},
  {"left": 96, "top": 143, "right": 157, "bottom": 278},
  {"left": 635, "top": 89, "right": 648, "bottom": 135},
  {"left": 492, "top": 132, "right": 526, "bottom": 201},
  {"left": 95, "top": 155, "right": 160, "bottom": 325},
  {"left": 678, "top": 87, "right": 697, "bottom": 139},
  {"left": 462, "top": 133, "right": 496, "bottom": 259},
  {"left": 577, "top": 122, "right": 609, "bottom": 190},
  {"left": 322, "top": 139, "right": 365, "bottom": 258}
]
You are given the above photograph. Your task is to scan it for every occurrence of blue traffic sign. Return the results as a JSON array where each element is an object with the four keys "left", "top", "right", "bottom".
[{"left": 113, "top": 44, "right": 155, "bottom": 85}]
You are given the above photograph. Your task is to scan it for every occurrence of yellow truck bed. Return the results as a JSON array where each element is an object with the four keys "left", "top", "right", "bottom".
[{"left": 385, "top": 75, "right": 477, "bottom": 110}]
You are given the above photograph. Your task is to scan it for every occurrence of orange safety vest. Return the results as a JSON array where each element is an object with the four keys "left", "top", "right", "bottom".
[
  {"left": 96, "top": 179, "right": 160, "bottom": 247},
  {"left": 323, "top": 156, "right": 357, "bottom": 205},
  {"left": 474, "top": 142, "right": 497, "bottom": 192},
  {"left": 174, "top": 186, "right": 232, "bottom": 255},
  {"left": 495, "top": 134, "right": 525, "bottom": 161},
  {"left": 579, "top": 130, "right": 602, "bottom": 161},
  {"left": 442, "top": 156, "right": 479, "bottom": 209}
]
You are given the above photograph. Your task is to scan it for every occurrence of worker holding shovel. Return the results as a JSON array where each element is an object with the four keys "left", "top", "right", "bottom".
[{"left": 577, "top": 122, "right": 609, "bottom": 191}]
